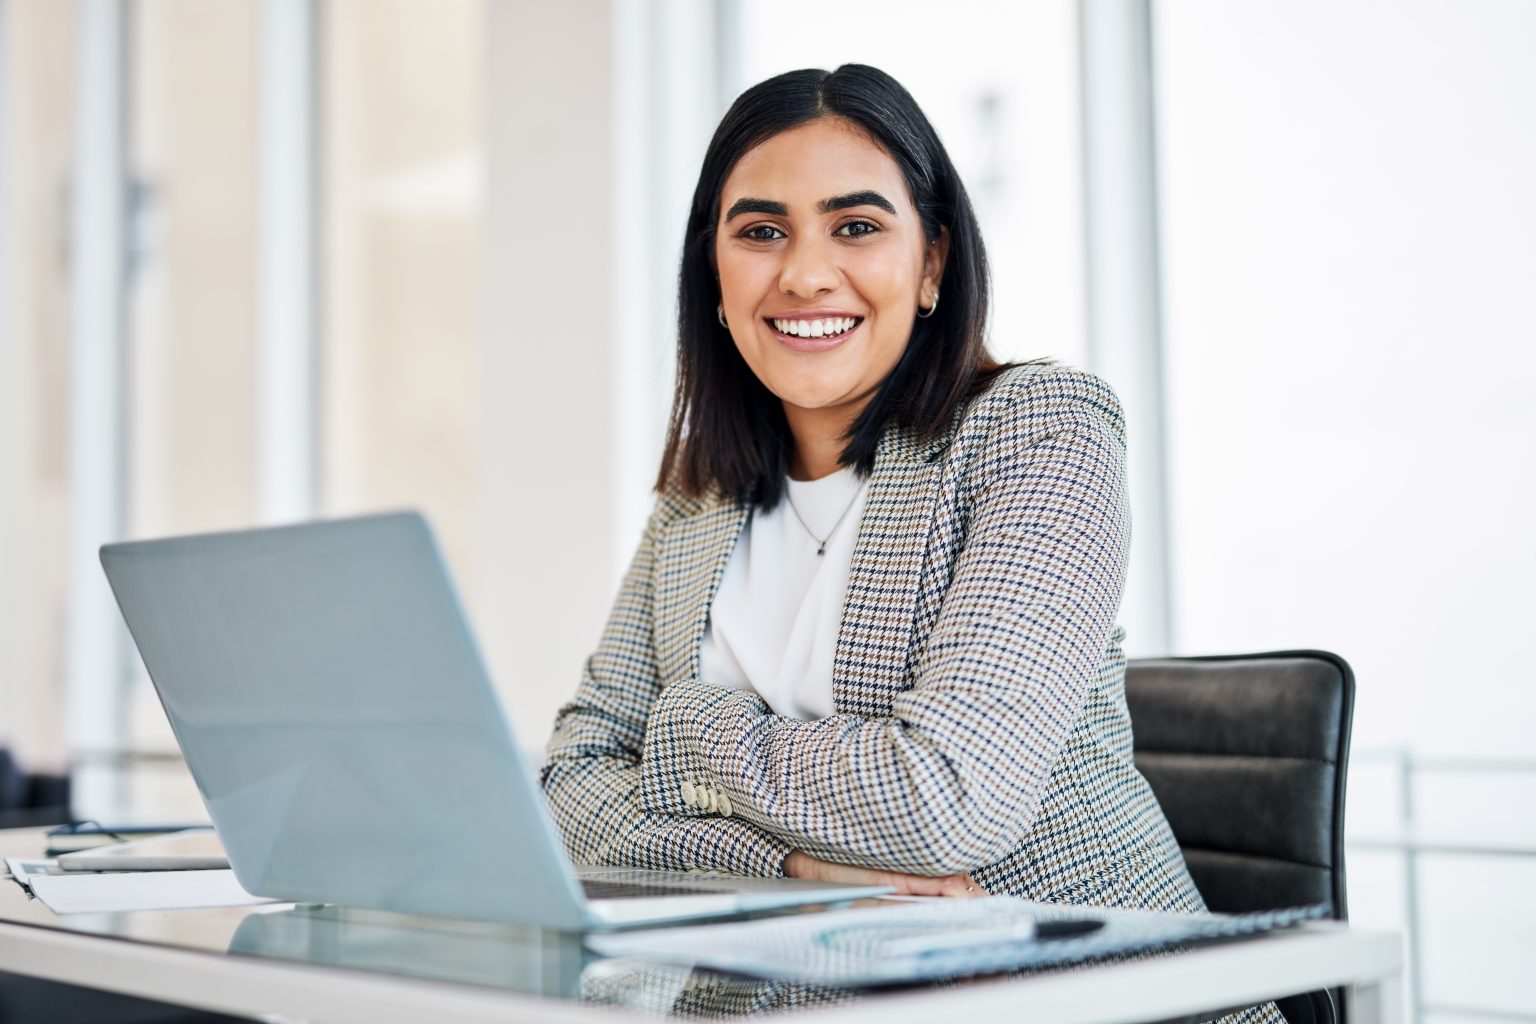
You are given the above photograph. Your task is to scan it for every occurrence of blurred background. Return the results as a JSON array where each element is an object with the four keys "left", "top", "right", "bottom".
[{"left": 2, "top": 1, "right": 1533, "bottom": 1020}]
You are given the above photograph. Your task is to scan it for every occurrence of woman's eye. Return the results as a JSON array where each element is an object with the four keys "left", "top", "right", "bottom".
[
  {"left": 834, "top": 220, "right": 880, "bottom": 238},
  {"left": 742, "top": 224, "right": 786, "bottom": 242}
]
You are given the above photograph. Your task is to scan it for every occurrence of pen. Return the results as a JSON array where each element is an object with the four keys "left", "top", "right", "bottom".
[{"left": 878, "top": 917, "right": 1104, "bottom": 956}]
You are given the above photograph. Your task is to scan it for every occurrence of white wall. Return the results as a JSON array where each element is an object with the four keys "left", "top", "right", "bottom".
[
  {"left": 479, "top": 2, "right": 724, "bottom": 754},
  {"left": 480, "top": 2, "right": 621, "bottom": 754}
]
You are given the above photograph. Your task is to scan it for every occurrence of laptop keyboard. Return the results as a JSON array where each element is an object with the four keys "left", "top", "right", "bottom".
[{"left": 580, "top": 879, "right": 718, "bottom": 900}]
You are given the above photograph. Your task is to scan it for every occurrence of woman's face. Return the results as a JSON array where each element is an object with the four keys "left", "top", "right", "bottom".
[{"left": 714, "top": 117, "right": 947, "bottom": 431}]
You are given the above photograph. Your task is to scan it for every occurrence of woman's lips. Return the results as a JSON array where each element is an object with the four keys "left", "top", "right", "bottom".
[{"left": 765, "top": 317, "right": 863, "bottom": 352}]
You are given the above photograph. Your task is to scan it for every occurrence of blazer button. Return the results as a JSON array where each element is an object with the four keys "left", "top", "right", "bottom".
[
  {"left": 703, "top": 786, "right": 718, "bottom": 811},
  {"left": 718, "top": 794, "right": 732, "bottom": 818},
  {"left": 681, "top": 781, "right": 696, "bottom": 807}
]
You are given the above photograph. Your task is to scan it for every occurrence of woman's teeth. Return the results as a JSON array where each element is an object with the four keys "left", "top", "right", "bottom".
[{"left": 771, "top": 316, "right": 859, "bottom": 339}]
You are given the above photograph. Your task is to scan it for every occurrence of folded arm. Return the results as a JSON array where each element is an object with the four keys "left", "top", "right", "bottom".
[
  {"left": 638, "top": 380, "right": 1130, "bottom": 876},
  {"left": 541, "top": 507, "right": 792, "bottom": 877}
]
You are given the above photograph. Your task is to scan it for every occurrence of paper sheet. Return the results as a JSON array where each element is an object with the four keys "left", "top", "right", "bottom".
[
  {"left": 28, "top": 868, "right": 280, "bottom": 915},
  {"left": 5, "top": 857, "right": 65, "bottom": 895}
]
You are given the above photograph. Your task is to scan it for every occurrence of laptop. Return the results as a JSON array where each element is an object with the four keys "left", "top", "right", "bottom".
[{"left": 99, "top": 511, "right": 891, "bottom": 930}]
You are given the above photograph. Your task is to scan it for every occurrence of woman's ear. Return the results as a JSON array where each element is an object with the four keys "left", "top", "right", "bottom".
[{"left": 922, "top": 225, "right": 951, "bottom": 299}]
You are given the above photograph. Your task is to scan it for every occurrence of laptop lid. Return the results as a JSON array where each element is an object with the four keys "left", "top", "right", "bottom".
[{"left": 101, "top": 512, "right": 593, "bottom": 930}]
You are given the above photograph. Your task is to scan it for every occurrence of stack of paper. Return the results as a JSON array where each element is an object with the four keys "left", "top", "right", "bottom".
[{"left": 5, "top": 838, "right": 278, "bottom": 916}]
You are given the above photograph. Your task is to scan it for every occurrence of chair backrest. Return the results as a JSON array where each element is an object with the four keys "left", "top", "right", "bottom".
[
  {"left": 1124, "top": 651, "right": 1354, "bottom": 919},
  {"left": 0, "top": 747, "right": 73, "bottom": 829}
]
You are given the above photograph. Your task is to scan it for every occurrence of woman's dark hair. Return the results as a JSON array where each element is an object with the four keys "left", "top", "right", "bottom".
[{"left": 656, "top": 63, "right": 1004, "bottom": 509}]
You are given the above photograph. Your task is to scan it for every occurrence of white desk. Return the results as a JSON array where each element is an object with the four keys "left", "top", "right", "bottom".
[{"left": 0, "top": 829, "right": 1404, "bottom": 1024}]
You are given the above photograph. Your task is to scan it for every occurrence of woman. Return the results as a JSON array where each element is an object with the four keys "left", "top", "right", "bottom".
[{"left": 543, "top": 64, "right": 1279, "bottom": 1022}]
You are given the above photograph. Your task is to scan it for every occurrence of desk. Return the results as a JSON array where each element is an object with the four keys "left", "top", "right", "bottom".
[{"left": 0, "top": 828, "right": 1404, "bottom": 1024}]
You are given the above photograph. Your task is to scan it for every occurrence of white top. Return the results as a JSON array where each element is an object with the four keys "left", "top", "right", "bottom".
[{"left": 698, "top": 467, "right": 871, "bottom": 720}]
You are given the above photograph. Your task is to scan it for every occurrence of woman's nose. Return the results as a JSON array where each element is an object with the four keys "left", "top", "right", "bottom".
[{"left": 777, "top": 236, "right": 841, "bottom": 298}]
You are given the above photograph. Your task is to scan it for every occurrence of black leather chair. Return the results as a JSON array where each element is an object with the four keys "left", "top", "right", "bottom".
[
  {"left": 1125, "top": 651, "right": 1354, "bottom": 1024},
  {"left": 0, "top": 747, "right": 72, "bottom": 829}
]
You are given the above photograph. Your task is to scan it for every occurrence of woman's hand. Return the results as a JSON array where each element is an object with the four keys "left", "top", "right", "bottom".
[{"left": 784, "top": 850, "right": 984, "bottom": 897}]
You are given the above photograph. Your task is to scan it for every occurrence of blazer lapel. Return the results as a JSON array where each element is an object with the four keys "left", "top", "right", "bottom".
[
  {"left": 833, "top": 428, "right": 945, "bottom": 717},
  {"left": 653, "top": 497, "right": 750, "bottom": 687}
]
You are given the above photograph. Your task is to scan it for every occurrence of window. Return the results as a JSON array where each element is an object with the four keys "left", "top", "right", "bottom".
[
  {"left": 0, "top": 0, "right": 76, "bottom": 778},
  {"left": 1156, "top": 3, "right": 1536, "bottom": 1018},
  {"left": 0, "top": 0, "right": 486, "bottom": 820}
]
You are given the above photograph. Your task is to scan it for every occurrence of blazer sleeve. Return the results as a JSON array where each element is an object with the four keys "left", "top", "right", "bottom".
[
  {"left": 540, "top": 503, "right": 793, "bottom": 877},
  {"left": 637, "top": 376, "right": 1130, "bottom": 876}
]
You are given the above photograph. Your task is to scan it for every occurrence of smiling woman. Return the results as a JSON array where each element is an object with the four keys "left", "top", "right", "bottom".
[
  {"left": 658, "top": 67, "right": 1000, "bottom": 510},
  {"left": 714, "top": 118, "right": 948, "bottom": 482},
  {"left": 541, "top": 64, "right": 1278, "bottom": 1024}
]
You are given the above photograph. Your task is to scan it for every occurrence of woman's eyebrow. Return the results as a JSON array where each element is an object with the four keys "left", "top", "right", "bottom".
[
  {"left": 723, "top": 190, "right": 898, "bottom": 222},
  {"left": 818, "top": 190, "right": 897, "bottom": 215},
  {"left": 724, "top": 198, "right": 788, "bottom": 221}
]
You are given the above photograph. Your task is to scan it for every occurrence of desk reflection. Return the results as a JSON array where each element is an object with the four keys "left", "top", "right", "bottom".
[{"left": 226, "top": 904, "right": 859, "bottom": 1018}]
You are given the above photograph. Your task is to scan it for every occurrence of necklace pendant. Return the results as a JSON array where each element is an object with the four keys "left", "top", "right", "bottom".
[{"left": 784, "top": 480, "right": 860, "bottom": 561}]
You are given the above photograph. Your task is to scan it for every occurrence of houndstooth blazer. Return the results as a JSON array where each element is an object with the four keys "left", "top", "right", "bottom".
[{"left": 544, "top": 363, "right": 1203, "bottom": 911}]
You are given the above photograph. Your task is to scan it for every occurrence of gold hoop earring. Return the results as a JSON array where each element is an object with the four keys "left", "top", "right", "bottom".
[
  {"left": 717, "top": 304, "right": 729, "bottom": 329},
  {"left": 916, "top": 290, "right": 940, "bottom": 319}
]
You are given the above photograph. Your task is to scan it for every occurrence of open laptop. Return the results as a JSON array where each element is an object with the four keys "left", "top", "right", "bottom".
[{"left": 99, "top": 511, "right": 890, "bottom": 930}]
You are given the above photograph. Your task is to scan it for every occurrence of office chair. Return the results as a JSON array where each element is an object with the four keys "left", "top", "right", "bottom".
[
  {"left": 1125, "top": 651, "right": 1355, "bottom": 1024},
  {"left": 0, "top": 747, "right": 71, "bottom": 829}
]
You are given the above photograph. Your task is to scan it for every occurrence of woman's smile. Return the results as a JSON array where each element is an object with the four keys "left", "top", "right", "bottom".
[{"left": 765, "top": 311, "right": 866, "bottom": 352}]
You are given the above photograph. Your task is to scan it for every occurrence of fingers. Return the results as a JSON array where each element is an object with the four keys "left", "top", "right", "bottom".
[
  {"left": 784, "top": 852, "right": 986, "bottom": 897},
  {"left": 955, "top": 874, "right": 985, "bottom": 897},
  {"left": 785, "top": 850, "right": 889, "bottom": 886},
  {"left": 885, "top": 871, "right": 985, "bottom": 898}
]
